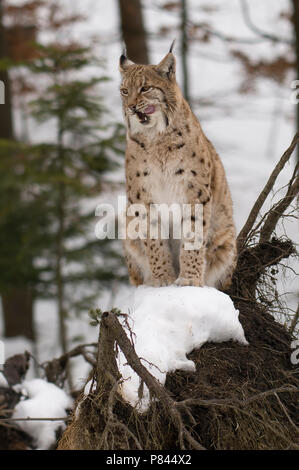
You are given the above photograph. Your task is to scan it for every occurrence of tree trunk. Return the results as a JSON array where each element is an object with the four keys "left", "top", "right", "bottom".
[
  {"left": 118, "top": 0, "right": 149, "bottom": 64},
  {"left": 0, "top": 0, "right": 34, "bottom": 341},
  {"left": 180, "top": 0, "right": 190, "bottom": 103},
  {"left": 56, "top": 182, "right": 67, "bottom": 355},
  {"left": 1, "top": 288, "right": 34, "bottom": 340},
  {"left": 55, "top": 121, "right": 68, "bottom": 357},
  {"left": 0, "top": 0, "right": 13, "bottom": 139}
]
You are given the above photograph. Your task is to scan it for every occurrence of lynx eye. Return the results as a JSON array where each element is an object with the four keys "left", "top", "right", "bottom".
[
  {"left": 121, "top": 88, "right": 128, "bottom": 96},
  {"left": 141, "top": 86, "right": 151, "bottom": 93}
]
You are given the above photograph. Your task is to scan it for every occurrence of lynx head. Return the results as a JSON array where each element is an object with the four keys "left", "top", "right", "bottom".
[{"left": 119, "top": 41, "right": 181, "bottom": 135}]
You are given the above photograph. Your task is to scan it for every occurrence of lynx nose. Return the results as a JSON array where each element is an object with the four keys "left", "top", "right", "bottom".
[{"left": 129, "top": 104, "right": 136, "bottom": 113}]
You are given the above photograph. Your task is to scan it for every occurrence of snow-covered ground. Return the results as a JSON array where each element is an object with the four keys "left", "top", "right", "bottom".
[
  {"left": 1, "top": 285, "right": 246, "bottom": 449},
  {"left": 12, "top": 379, "right": 72, "bottom": 449},
  {"left": 115, "top": 286, "right": 246, "bottom": 411}
]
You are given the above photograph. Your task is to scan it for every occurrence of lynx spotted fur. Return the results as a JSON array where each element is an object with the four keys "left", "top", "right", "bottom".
[{"left": 119, "top": 47, "right": 237, "bottom": 289}]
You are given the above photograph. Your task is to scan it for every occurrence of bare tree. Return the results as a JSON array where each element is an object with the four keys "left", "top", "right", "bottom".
[
  {"left": 0, "top": 0, "right": 13, "bottom": 139},
  {"left": 0, "top": 0, "right": 34, "bottom": 341},
  {"left": 239, "top": 0, "right": 297, "bottom": 161},
  {"left": 180, "top": 0, "right": 190, "bottom": 102},
  {"left": 118, "top": 0, "right": 149, "bottom": 64}
]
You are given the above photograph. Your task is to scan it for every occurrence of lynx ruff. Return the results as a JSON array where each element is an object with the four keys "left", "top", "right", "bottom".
[{"left": 119, "top": 42, "right": 237, "bottom": 290}]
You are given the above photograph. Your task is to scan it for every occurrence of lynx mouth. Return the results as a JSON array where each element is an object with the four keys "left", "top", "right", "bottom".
[
  {"left": 136, "top": 111, "right": 149, "bottom": 124},
  {"left": 136, "top": 105, "right": 156, "bottom": 125}
]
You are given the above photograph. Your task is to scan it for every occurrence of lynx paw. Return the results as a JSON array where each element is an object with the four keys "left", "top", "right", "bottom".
[
  {"left": 175, "top": 277, "right": 203, "bottom": 287},
  {"left": 147, "top": 278, "right": 175, "bottom": 288}
]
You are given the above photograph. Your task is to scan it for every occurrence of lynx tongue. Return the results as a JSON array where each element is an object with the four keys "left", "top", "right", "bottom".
[
  {"left": 144, "top": 105, "right": 155, "bottom": 115},
  {"left": 136, "top": 105, "right": 155, "bottom": 124}
]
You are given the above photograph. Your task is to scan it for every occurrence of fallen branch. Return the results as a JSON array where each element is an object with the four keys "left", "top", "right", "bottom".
[
  {"left": 259, "top": 165, "right": 299, "bottom": 243},
  {"left": 0, "top": 416, "right": 69, "bottom": 422},
  {"left": 176, "top": 385, "right": 298, "bottom": 409},
  {"left": 43, "top": 343, "right": 97, "bottom": 386},
  {"left": 231, "top": 237, "right": 295, "bottom": 299},
  {"left": 289, "top": 303, "right": 299, "bottom": 336},
  {"left": 100, "top": 311, "right": 206, "bottom": 450},
  {"left": 237, "top": 132, "right": 299, "bottom": 252}
]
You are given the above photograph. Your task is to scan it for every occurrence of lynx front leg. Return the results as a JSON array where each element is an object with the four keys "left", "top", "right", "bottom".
[
  {"left": 143, "top": 238, "right": 176, "bottom": 286},
  {"left": 123, "top": 238, "right": 145, "bottom": 286},
  {"left": 176, "top": 248, "right": 206, "bottom": 287},
  {"left": 126, "top": 202, "right": 176, "bottom": 287},
  {"left": 176, "top": 199, "right": 212, "bottom": 287},
  {"left": 143, "top": 206, "right": 176, "bottom": 286}
]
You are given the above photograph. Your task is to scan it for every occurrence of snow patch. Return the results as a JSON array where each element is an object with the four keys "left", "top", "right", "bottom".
[
  {"left": 116, "top": 286, "right": 248, "bottom": 411},
  {"left": 0, "top": 372, "right": 8, "bottom": 387},
  {"left": 84, "top": 378, "right": 97, "bottom": 396},
  {"left": 12, "top": 379, "right": 73, "bottom": 449}
]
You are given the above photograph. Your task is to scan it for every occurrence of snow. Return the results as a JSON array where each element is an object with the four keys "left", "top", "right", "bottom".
[
  {"left": 0, "top": 372, "right": 8, "bottom": 387},
  {"left": 1, "top": 336, "right": 34, "bottom": 358},
  {"left": 84, "top": 379, "right": 96, "bottom": 396},
  {"left": 114, "top": 285, "right": 247, "bottom": 412},
  {"left": 12, "top": 379, "right": 73, "bottom": 449}
]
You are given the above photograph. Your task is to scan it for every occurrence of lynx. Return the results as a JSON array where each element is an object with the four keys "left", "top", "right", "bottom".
[{"left": 119, "top": 44, "right": 237, "bottom": 290}]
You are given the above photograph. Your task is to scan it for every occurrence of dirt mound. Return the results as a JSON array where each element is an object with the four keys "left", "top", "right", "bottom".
[
  {"left": 166, "top": 298, "right": 298, "bottom": 449},
  {"left": 58, "top": 296, "right": 298, "bottom": 450}
]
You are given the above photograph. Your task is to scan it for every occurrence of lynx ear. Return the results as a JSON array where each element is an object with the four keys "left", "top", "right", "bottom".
[
  {"left": 156, "top": 42, "right": 176, "bottom": 79},
  {"left": 119, "top": 45, "right": 135, "bottom": 73}
]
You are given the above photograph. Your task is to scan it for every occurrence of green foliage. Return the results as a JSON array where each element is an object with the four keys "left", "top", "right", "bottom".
[
  {"left": 110, "top": 307, "right": 122, "bottom": 316},
  {"left": 0, "top": 42, "right": 126, "bottom": 313},
  {"left": 88, "top": 308, "right": 103, "bottom": 326},
  {"left": 88, "top": 307, "right": 122, "bottom": 326},
  {"left": 0, "top": 140, "right": 52, "bottom": 290}
]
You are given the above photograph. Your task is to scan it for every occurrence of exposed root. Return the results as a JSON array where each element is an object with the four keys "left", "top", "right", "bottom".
[{"left": 58, "top": 303, "right": 299, "bottom": 450}]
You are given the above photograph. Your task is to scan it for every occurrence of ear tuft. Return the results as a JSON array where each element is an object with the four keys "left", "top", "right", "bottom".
[
  {"left": 122, "top": 42, "right": 127, "bottom": 57},
  {"left": 169, "top": 39, "right": 176, "bottom": 53}
]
